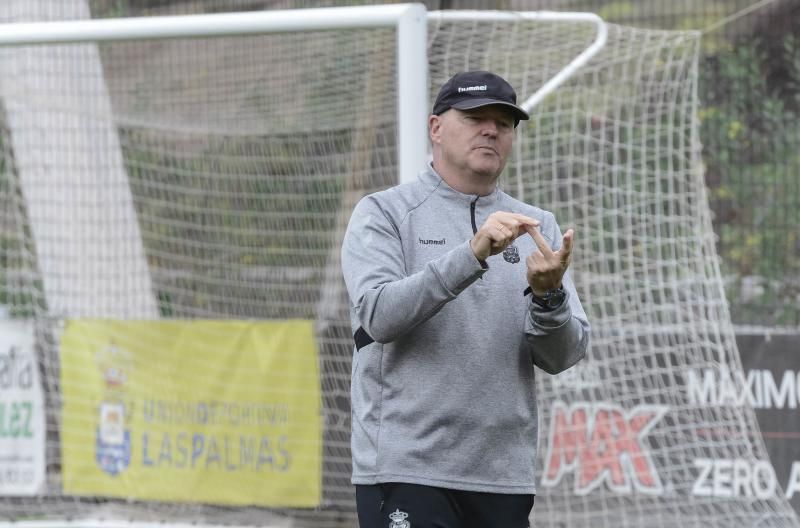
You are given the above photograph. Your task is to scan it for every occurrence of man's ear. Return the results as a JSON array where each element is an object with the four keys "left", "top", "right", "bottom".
[{"left": 429, "top": 114, "right": 442, "bottom": 145}]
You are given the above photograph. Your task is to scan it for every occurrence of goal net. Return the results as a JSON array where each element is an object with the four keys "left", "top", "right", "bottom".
[{"left": 0, "top": 4, "right": 797, "bottom": 528}]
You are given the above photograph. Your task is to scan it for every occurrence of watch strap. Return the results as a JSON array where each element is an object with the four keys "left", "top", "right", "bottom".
[{"left": 529, "top": 285, "right": 566, "bottom": 311}]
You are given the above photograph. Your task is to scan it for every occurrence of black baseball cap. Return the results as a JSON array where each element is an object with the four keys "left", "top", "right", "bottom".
[{"left": 432, "top": 70, "right": 530, "bottom": 124}]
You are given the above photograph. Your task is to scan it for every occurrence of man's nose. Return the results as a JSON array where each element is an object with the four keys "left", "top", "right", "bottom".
[{"left": 481, "top": 121, "right": 498, "bottom": 137}]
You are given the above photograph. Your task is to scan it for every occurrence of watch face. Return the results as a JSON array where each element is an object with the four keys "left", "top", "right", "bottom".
[{"left": 546, "top": 288, "right": 567, "bottom": 308}]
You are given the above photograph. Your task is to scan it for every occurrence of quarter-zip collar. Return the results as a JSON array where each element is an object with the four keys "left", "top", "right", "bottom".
[
  {"left": 470, "top": 196, "right": 480, "bottom": 234},
  {"left": 419, "top": 162, "right": 500, "bottom": 207}
]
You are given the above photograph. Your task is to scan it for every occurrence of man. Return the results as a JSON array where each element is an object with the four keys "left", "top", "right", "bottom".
[{"left": 341, "top": 71, "right": 589, "bottom": 527}]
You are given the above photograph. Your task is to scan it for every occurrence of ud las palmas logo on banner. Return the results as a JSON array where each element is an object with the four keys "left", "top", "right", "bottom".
[{"left": 94, "top": 343, "right": 133, "bottom": 476}]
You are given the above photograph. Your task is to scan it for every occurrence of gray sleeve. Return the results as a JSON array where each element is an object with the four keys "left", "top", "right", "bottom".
[
  {"left": 524, "top": 214, "right": 590, "bottom": 375},
  {"left": 341, "top": 196, "right": 486, "bottom": 344}
]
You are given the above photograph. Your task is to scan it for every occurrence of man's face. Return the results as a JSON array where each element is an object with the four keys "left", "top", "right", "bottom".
[{"left": 429, "top": 105, "right": 516, "bottom": 180}]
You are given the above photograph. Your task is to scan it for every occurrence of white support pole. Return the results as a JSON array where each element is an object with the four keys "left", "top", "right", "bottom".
[
  {"left": 396, "top": 4, "right": 429, "bottom": 185},
  {"left": 429, "top": 11, "right": 607, "bottom": 112}
]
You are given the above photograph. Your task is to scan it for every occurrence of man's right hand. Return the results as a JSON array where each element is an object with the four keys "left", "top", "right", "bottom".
[{"left": 470, "top": 212, "right": 540, "bottom": 262}]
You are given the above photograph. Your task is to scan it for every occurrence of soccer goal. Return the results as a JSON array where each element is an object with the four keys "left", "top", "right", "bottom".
[{"left": 0, "top": 2, "right": 797, "bottom": 527}]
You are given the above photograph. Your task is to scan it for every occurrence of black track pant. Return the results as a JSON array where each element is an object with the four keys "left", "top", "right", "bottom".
[{"left": 356, "top": 483, "right": 534, "bottom": 528}]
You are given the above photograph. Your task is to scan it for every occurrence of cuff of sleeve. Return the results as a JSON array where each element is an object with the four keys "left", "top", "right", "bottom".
[
  {"left": 528, "top": 289, "right": 572, "bottom": 329},
  {"left": 433, "top": 240, "right": 487, "bottom": 295}
]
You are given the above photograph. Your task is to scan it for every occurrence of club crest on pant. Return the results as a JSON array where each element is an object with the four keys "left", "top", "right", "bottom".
[
  {"left": 503, "top": 243, "right": 520, "bottom": 263},
  {"left": 389, "top": 509, "right": 411, "bottom": 528}
]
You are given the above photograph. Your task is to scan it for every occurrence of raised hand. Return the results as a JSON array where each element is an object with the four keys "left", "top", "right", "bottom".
[
  {"left": 470, "top": 212, "right": 540, "bottom": 262},
  {"left": 525, "top": 227, "right": 574, "bottom": 296}
]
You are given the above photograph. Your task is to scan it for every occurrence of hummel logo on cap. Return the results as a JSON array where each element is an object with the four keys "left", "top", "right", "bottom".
[
  {"left": 432, "top": 70, "right": 529, "bottom": 125},
  {"left": 457, "top": 85, "right": 487, "bottom": 93}
]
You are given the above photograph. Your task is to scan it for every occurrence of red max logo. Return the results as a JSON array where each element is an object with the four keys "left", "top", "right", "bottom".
[{"left": 541, "top": 401, "right": 668, "bottom": 495}]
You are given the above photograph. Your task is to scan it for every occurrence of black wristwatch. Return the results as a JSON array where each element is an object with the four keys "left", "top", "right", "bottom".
[{"left": 530, "top": 285, "right": 567, "bottom": 311}]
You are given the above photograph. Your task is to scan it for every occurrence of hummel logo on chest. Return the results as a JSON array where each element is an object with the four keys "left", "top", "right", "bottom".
[{"left": 418, "top": 237, "right": 446, "bottom": 245}]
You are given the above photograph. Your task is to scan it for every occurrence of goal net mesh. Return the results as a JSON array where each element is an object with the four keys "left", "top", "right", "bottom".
[{"left": 0, "top": 7, "right": 797, "bottom": 528}]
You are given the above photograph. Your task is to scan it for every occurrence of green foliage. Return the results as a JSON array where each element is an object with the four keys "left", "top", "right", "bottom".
[
  {"left": 0, "top": 138, "right": 46, "bottom": 319},
  {"left": 785, "top": 35, "right": 800, "bottom": 110},
  {"left": 700, "top": 35, "right": 800, "bottom": 325},
  {"left": 597, "top": 1, "right": 635, "bottom": 21},
  {"left": 89, "top": 0, "right": 130, "bottom": 17}
]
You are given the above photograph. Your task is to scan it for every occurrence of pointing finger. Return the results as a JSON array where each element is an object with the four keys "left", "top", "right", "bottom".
[
  {"left": 527, "top": 225, "right": 554, "bottom": 257},
  {"left": 560, "top": 229, "right": 575, "bottom": 263}
]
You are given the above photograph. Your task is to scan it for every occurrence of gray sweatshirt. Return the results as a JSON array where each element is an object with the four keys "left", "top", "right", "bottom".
[{"left": 341, "top": 163, "right": 589, "bottom": 494}]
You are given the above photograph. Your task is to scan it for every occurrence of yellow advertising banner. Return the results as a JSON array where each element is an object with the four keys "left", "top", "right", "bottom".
[{"left": 60, "top": 319, "right": 321, "bottom": 507}]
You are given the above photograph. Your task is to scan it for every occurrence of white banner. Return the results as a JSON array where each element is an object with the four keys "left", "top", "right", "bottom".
[{"left": 0, "top": 320, "right": 45, "bottom": 495}]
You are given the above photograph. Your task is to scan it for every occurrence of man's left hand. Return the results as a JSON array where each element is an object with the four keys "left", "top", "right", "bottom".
[{"left": 525, "top": 227, "right": 574, "bottom": 296}]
